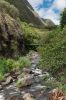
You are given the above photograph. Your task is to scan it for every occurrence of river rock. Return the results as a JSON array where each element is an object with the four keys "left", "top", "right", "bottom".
[
  {"left": 32, "top": 68, "right": 42, "bottom": 75},
  {"left": 0, "top": 95, "right": 5, "bottom": 100},
  {"left": 2, "top": 76, "right": 13, "bottom": 86},
  {"left": 16, "top": 74, "right": 34, "bottom": 88},
  {"left": 30, "top": 84, "right": 47, "bottom": 93},
  {"left": 9, "top": 96, "right": 23, "bottom": 100},
  {"left": 23, "top": 93, "right": 35, "bottom": 100},
  {"left": 49, "top": 88, "right": 66, "bottom": 100}
]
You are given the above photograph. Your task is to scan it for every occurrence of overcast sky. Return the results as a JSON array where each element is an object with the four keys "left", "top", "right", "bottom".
[{"left": 27, "top": 0, "right": 66, "bottom": 25}]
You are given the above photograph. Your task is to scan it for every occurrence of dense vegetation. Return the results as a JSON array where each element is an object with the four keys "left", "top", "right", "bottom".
[
  {"left": 21, "top": 22, "right": 48, "bottom": 50},
  {"left": 0, "top": 0, "right": 65, "bottom": 94},
  {"left": 60, "top": 8, "right": 66, "bottom": 28},
  {"left": 38, "top": 8, "right": 66, "bottom": 83},
  {"left": 0, "top": 57, "right": 31, "bottom": 81}
]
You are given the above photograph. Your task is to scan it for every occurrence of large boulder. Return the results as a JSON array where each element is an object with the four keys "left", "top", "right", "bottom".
[
  {"left": 49, "top": 88, "right": 66, "bottom": 100},
  {"left": 2, "top": 76, "right": 13, "bottom": 86},
  {"left": 16, "top": 73, "right": 34, "bottom": 88}
]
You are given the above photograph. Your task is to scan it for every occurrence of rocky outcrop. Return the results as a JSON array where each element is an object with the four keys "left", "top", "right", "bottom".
[
  {"left": 0, "top": 0, "right": 24, "bottom": 57},
  {"left": 49, "top": 88, "right": 66, "bottom": 100}
]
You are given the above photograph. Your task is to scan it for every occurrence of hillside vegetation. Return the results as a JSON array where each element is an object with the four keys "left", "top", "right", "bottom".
[
  {"left": 37, "top": 8, "right": 66, "bottom": 82},
  {"left": 5, "top": 0, "right": 55, "bottom": 29},
  {"left": 0, "top": 0, "right": 65, "bottom": 95},
  {"left": 0, "top": 0, "right": 24, "bottom": 57}
]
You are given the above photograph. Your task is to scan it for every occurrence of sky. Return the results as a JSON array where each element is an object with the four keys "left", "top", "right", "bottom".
[{"left": 27, "top": 0, "right": 66, "bottom": 25}]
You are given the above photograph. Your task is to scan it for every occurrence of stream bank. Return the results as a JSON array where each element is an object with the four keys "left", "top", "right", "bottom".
[{"left": 0, "top": 52, "right": 65, "bottom": 100}]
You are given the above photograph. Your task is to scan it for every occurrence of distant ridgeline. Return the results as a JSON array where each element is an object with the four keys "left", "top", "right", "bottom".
[{"left": 5, "top": 0, "right": 55, "bottom": 29}]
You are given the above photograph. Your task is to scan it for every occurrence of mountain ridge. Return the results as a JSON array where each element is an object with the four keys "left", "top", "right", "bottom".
[{"left": 5, "top": 0, "right": 55, "bottom": 28}]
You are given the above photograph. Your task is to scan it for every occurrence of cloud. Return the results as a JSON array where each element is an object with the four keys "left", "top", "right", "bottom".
[
  {"left": 28, "top": 0, "right": 66, "bottom": 25},
  {"left": 28, "top": 0, "right": 44, "bottom": 8},
  {"left": 54, "top": 0, "right": 66, "bottom": 10},
  {"left": 37, "top": 8, "right": 60, "bottom": 24}
]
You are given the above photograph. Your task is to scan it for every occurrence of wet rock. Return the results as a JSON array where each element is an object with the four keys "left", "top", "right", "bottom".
[
  {"left": 32, "top": 68, "right": 42, "bottom": 75},
  {"left": 9, "top": 96, "right": 23, "bottom": 100},
  {"left": 2, "top": 76, "right": 13, "bottom": 86},
  {"left": 30, "top": 84, "right": 47, "bottom": 93},
  {"left": 16, "top": 74, "right": 34, "bottom": 88},
  {"left": 23, "top": 93, "right": 35, "bottom": 100},
  {"left": 49, "top": 88, "right": 66, "bottom": 100},
  {"left": 0, "top": 95, "right": 5, "bottom": 100}
]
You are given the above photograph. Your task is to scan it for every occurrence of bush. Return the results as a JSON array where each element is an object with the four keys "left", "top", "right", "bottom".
[
  {"left": 0, "top": 56, "right": 31, "bottom": 76},
  {"left": 0, "top": 73, "right": 5, "bottom": 81},
  {"left": 6, "top": 59, "right": 15, "bottom": 72},
  {"left": 38, "top": 27, "right": 66, "bottom": 74},
  {"left": 60, "top": 8, "right": 66, "bottom": 28},
  {"left": 0, "top": 58, "right": 7, "bottom": 74},
  {"left": 21, "top": 22, "right": 46, "bottom": 50},
  {"left": 18, "top": 57, "right": 31, "bottom": 69},
  {"left": 0, "top": 0, "right": 19, "bottom": 18}
]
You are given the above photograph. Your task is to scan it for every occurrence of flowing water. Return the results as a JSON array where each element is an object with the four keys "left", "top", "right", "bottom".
[{"left": 0, "top": 52, "right": 53, "bottom": 100}]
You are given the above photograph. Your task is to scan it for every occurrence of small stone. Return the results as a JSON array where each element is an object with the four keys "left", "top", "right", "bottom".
[
  {"left": 23, "top": 93, "right": 35, "bottom": 100},
  {"left": 2, "top": 76, "right": 13, "bottom": 86}
]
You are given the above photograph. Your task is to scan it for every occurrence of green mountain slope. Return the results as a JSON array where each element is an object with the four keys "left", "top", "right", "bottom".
[
  {"left": 6, "top": 0, "right": 45, "bottom": 27},
  {"left": 5, "top": 0, "right": 54, "bottom": 28}
]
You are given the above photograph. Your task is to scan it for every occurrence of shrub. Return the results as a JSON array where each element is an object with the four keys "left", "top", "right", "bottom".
[
  {"left": 18, "top": 57, "right": 31, "bottom": 69},
  {"left": 0, "top": 73, "right": 5, "bottom": 81},
  {"left": 0, "top": 0, "right": 19, "bottom": 18},
  {"left": 60, "top": 8, "right": 66, "bottom": 28},
  {"left": 0, "top": 58, "right": 7, "bottom": 74},
  {"left": 21, "top": 22, "right": 45, "bottom": 50},
  {"left": 38, "top": 27, "right": 66, "bottom": 74},
  {"left": 6, "top": 59, "right": 15, "bottom": 72}
]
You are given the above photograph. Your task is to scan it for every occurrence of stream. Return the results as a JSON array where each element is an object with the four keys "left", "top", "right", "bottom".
[{"left": 0, "top": 52, "right": 54, "bottom": 100}]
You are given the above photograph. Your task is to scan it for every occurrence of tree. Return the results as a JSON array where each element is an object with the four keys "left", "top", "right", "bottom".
[{"left": 60, "top": 8, "right": 66, "bottom": 28}]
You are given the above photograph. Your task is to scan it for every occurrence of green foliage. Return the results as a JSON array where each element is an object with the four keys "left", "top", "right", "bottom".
[
  {"left": 0, "top": 73, "right": 5, "bottom": 81},
  {"left": 60, "top": 8, "right": 66, "bottom": 28},
  {"left": 0, "top": 58, "right": 7, "bottom": 74},
  {"left": 18, "top": 57, "right": 31, "bottom": 69},
  {"left": 21, "top": 22, "right": 46, "bottom": 50},
  {"left": 62, "top": 84, "right": 66, "bottom": 93},
  {"left": 0, "top": 56, "right": 31, "bottom": 80},
  {"left": 38, "top": 27, "right": 66, "bottom": 74},
  {"left": 0, "top": 0, "right": 19, "bottom": 18},
  {"left": 6, "top": 59, "right": 15, "bottom": 71}
]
